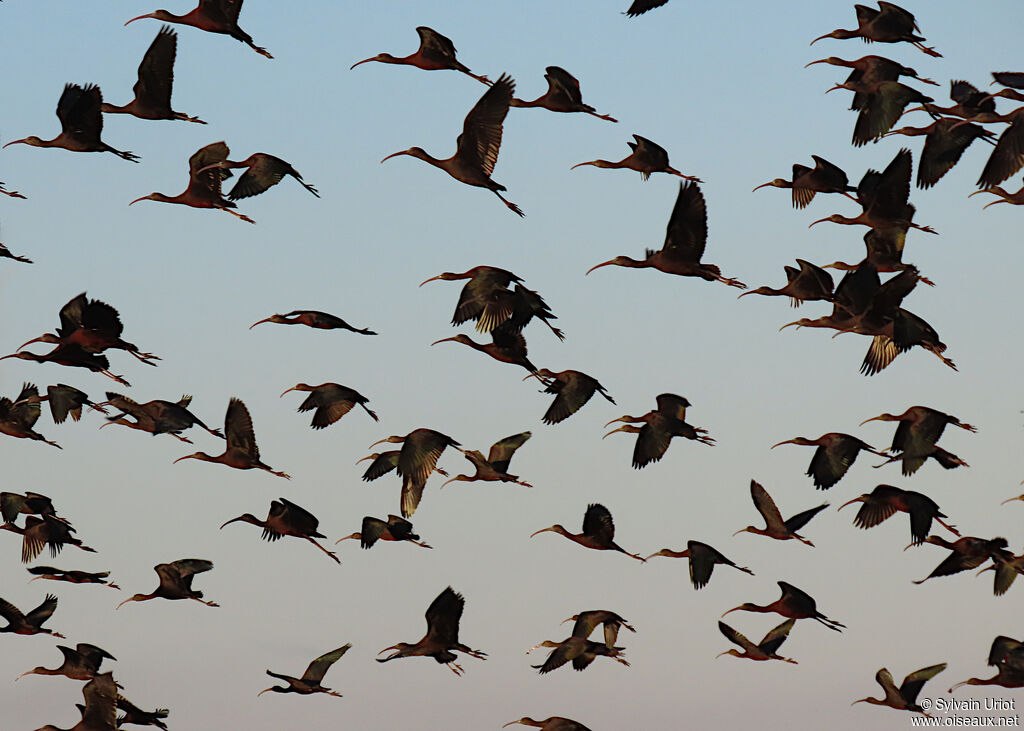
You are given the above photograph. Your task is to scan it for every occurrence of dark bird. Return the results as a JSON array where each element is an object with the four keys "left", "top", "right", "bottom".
[
  {"left": 861, "top": 406, "right": 976, "bottom": 475},
  {"left": 17, "top": 293, "right": 159, "bottom": 367},
  {"left": 645, "top": 540, "right": 754, "bottom": 589},
  {"left": 27, "top": 385, "right": 108, "bottom": 424},
  {"left": 0, "top": 593, "right": 64, "bottom": 637},
  {"left": 336, "top": 515, "right": 432, "bottom": 550},
  {"left": 529, "top": 636, "right": 629, "bottom": 674},
  {"left": 357, "top": 451, "right": 449, "bottom": 483},
  {"left": 819, "top": 227, "right": 932, "bottom": 287},
  {"left": 852, "top": 664, "right": 947, "bottom": 716},
  {"left": 0, "top": 384, "right": 61, "bottom": 448},
  {"left": 976, "top": 553, "right": 1024, "bottom": 597},
  {"left": 130, "top": 141, "right": 254, "bottom": 223},
  {"left": 377, "top": 586, "right": 486, "bottom": 675},
  {"left": 100, "top": 392, "right": 223, "bottom": 443},
  {"left": 526, "top": 369, "right": 615, "bottom": 424},
  {"left": 991, "top": 72, "right": 1024, "bottom": 90},
  {"left": 753, "top": 155, "right": 858, "bottom": 208},
  {"left": 970, "top": 178, "right": 1024, "bottom": 208},
  {"left": 116, "top": 698, "right": 169, "bottom": 730},
  {"left": 738, "top": 259, "right": 834, "bottom": 307},
  {"left": 281, "top": 383, "right": 377, "bottom": 429},
  {"left": 530, "top": 503, "right": 646, "bottom": 562},
  {"left": 883, "top": 119, "right": 995, "bottom": 189},
  {"left": 0, "top": 183, "right": 26, "bottom": 199},
  {"left": 174, "top": 398, "right": 290, "bottom": 479},
  {"left": 912, "top": 536, "right": 1011, "bottom": 584},
  {"left": 1, "top": 514, "right": 96, "bottom": 563},
  {"left": 28, "top": 566, "right": 120, "bottom": 590},
  {"left": 604, "top": 393, "right": 715, "bottom": 468},
  {"left": 723, "top": 581, "right": 846, "bottom": 632},
  {"left": 839, "top": 485, "right": 959, "bottom": 546},
  {"left": 350, "top": 26, "right": 490, "bottom": 85},
  {"left": 504, "top": 719, "right": 592, "bottom": 731},
  {"left": 368, "top": 428, "right": 460, "bottom": 517},
  {"left": 0, "top": 243, "right": 32, "bottom": 262},
  {"left": 805, "top": 55, "right": 938, "bottom": 111},
  {"left": 825, "top": 79, "right": 933, "bottom": 147},
  {"left": 18, "top": 643, "right": 116, "bottom": 681},
  {"left": 950, "top": 637, "right": 1024, "bottom": 691},
  {"left": 511, "top": 67, "right": 616, "bottom": 122},
  {"left": 250, "top": 310, "right": 375, "bottom": 334},
  {"left": 221, "top": 498, "right": 339, "bottom": 564},
  {"left": 733, "top": 480, "right": 827, "bottom": 546},
  {"left": 442, "top": 431, "right": 533, "bottom": 488},
  {"left": 32, "top": 672, "right": 118, "bottom": 731},
  {"left": 561, "top": 610, "right": 635, "bottom": 648},
  {"left": 810, "top": 2, "right": 941, "bottom": 57},
  {"left": 101, "top": 27, "right": 205, "bottom": 123},
  {"left": 572, "top": 134, "right": 700, "bottom": 181},
  {"left": 4, "top": 84, "right": 139, "bottom": 161},
  {"left": 125, "top": 0, "right": 272, "bottom": 59},
  {"left": 586, "top": 182, "right": 746, "bottom": 288},
  {"left": 117, "top": 558, "right": 219, "bottom": 609},
  {"left": 431, "top": 330, "right": 538, "bottom": 373},
  {"left": 382, "top": 74, "right": 522, "bottom": 216},
  {"left": 258, "top": 644, "right": 351, "bottom": 698},
  {"left": 975, "top": 117, "right": 1024, "bottom": 189},
  {"left": 910, "top": 80, "right": 997, "bottom": 121},
  {"left": 196, "top": 153, "right": 319, "bottom": 199},
  {"left": 2, "top": 491, "right": 57, "bottom": 524},
  {"left": 717, "top": 619, "right": 798, "bottom": 664},
  {"left": 771, "top": 432, "right": 887, "bottom": 489},
  {"left": 624, "top": 0, "right": 670, "bottom": 17},
  {"left": 0, "top": 346, "right": 129, "bottom": 386}
]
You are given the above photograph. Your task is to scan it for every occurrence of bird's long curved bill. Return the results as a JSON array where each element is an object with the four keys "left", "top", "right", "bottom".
[
  {"left": 430, "top": 337, "right": 457, "bottom": 346},
  {"left": 529, "top": 527, "right": 554, "bottom": 538},
  {"left": 836, "top": 498, "right": 862, "bottom": 511},
  {"left": 128, "top": 196, "right": 151, "bottom": 206},
  {"left": 570, "top": 160, "right": 597, "bottom": 170},
  {"left": 419, "top": 275, "right": 445, "bottom": 287},
  {"left": 751, "top": 181, "right": 775, "bottom": 192},
  {"left": 807, "top": 217, "right": 831, "bottom": 228},
  {"left": 770, "top": 440, "right": 795, "bottom": 449},
  {"left": 350, "top": 57, "right": 377, "bottom": 70},
  {"left": 808, "top": 34, "right": 833, "bottom": 46},
  {"left": 858, "top": 415, "right": 885, "bottom": 426},
  {"left": 585, "top": 260, "right": 616, "bottom": 276},
  {"left": 249, "top": 318, "right": 274, "bottom": 330},
  {"left": 2, "top": 140, "right": 28, "bottom": 149},
  {"left": 279, "top": 387, "right": 298, "bottom": 397},
  {"left": 16, "top": 336, "right": 46, "bottom": 351},
  {"left": 124, "top": 13, "right": 157, "bottom": 25},
  {"left": 380, "top": 151, "right": 409, "bottom": 164}
]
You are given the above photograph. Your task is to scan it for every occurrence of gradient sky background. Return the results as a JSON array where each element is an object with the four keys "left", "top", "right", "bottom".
[{"left": 3, "top": 1, "right": 1024, "bottom": 729}]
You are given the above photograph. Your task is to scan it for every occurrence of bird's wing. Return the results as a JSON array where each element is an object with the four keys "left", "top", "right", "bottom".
[
  {"left": 852, "top": 490, "right": 900, "bottom": 528},
  {"left": 361, "top": 451, "right": 398, "bottom": 481},
  {"left": 309, "top": 393, "right": 357, "bottom": 429},
  {"left": 163, "top": 558, "right": 213, "bottom": 592},
  {"left": 632, "top": 420, "right": 672, "bottom": 468},
  {"left": 750, "top": 480, "right": 786, "bottom": 532},
  {"left": 687, "top": 541, "right": 722, "bottom": 589},
  {"left": 624, "top": 0, "right": 670, "bottom": 17},
  {"left": 913, "top": 409, "right": 951, "bottom": 449},
  {"left": 537, "top": 642, "right": 574, "bottom": 673},
  {"left": 717, "top": 621, "right": 758, "bottom": 653},
  {"left": 416, "top": 26, "right": 458, "bottom": 62},
  {"left": 785, "top": 504, "right": 828, "bottom": 533},
  {"left": 0, "top": 492, "right": 27, "bottom": 523},
  {"left": 188, "top": 141, "right": 231, "bottom": 196},
  {"left": 543, "top": 66, "right": 584, "bottom": 105},
  {"left": 487, "top": 431, "right": 531, "bottom": 472},
  {"left": 302, "top": 644, "right": 352, "bottom": 683},
  {"left": 398, "top": 431, "right": 454, "bottom": 489},
  {"left": 662, "top": 181, "right": 707, "bottom": 262},
  {"left": 47, "top": 385, "right": 88, "bottom": 423},
  {"left": 80, "top": 297, "right": 125, "bottom": 337},
  {"left": 77, "top": 643, "right": 117, "bottom": 666},
  {"left": 990, "top": 636, "right": 1024, "bottom": 666},
  {"left": 386, "top": 515, "right": 417, "bottom": 541},
  {"left": 655, "top": 393, "right": 689, "bottom": 421},
  {"left": 875, "top": 668, "right": 905, "bottom": 705},
  {"left": 455, "top": 74, "right": 513, "bottom": 178},
  {"left": 542, "top": 373, "right": 596, "bottom": 425},
  {"left": 134, "top": 26, "right": 176, "bottom": 108},
  {"left": 899, "top": 663, "right": 947, "bottom": 704},
  {"left": 569, "top": 612, "right": 600, "bottom": 640},
  {"left": 225, "top": 398, "right": 259, "bottom": 458},
  {"left": 359, "top": 516, "right": 388, "bottom": 548},
  {"left": 777, "top": 581, "right": 815, "bottom": 610},
  {"left": 58, "top": 293, "right": 89, "bottom": 333},
  {"left": 80, "top": 673, "right": 118, "bottom": 731},
  {"left": 918, "top": 121, "right": 988, "bottom": 189},
  {"left": 277, "top": 498, "right": 320, "bottom": 534},
  {"left": 57, "top": 84, "right": 104, "bottom": 143},
  {"left": 978, "top": 117, "right": 1024, "bottom": 188},
  {"left": 0, "top": 597, "right": 25, "bottom": 624},
  {"left": 25, "top": 593, "right": 58, "bottom": 626},
  {"left": 925, "top": 547, "right": 990, "bottom": 579},
  {"left": 582, "top": 504, "right": 615, "bottom": 543},
  {"left": 425, "top": 586, "right": 464, "bottom": 645},
  {"left": 758, "top": 618, "right": 796, "bottom": 655},
  {"left": 229, "top": 157, "right": 290, "bottom": 200}
]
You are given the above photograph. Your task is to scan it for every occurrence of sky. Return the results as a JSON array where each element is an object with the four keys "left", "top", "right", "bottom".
[{"left": 2, "top": 1, "right": 1024, "bottom": 729}]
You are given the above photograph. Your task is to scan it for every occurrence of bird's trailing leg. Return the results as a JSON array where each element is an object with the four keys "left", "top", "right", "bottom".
[
  {"left": 305, "top": 536, "right": 341, "bottom": 564},
  {"left": 111, "top": 148, "right": 141, "bottom": 163},
  {"left": 100, "top": 370, "right": 131, "bottom": 386},
  {"left": 914, "top": 42, "right": 942, "bottom": 58},
  {"left": 217, "top": 206, "right": 256, "bottom": 224},
  {"left": 247, "top": 42, "right": 274, "bottom": 59},
  {"left": 127, "top": 350, "right": 161, "bottom": 365},
  {"left": 586, "top": 110, "right": 618, "bottom": 123},
  {"left": 448, "top": 662, "right": 465, "bottom": 676},
  {"left": 173, "top": 112, "right": 207, "bottom": 124},
  {"left": 715, "top": 275, "right": 747, "bottom": 289},
  {"left": 191, "top": 597, "right": 220, "bottom": 608},
  {"left": 0, "top": 185, "right": 26, "bottom": 199},
  {"left": 665, "top": 167, "right": 703, "bottom": 183},
  {"left": 814, "top": 616, "right": 845, "bottom": 632},
  {"left": 493, "top": 190, "right": 524, "bottom": 217}
]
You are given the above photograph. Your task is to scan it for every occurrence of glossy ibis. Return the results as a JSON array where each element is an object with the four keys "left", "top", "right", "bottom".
[
  {"left": 977, "top": 553, "right": 1024, "bottom": 597},
  {"left": 377, "top": 586, "right": 486, "bottom": 675},
  {"left": 772, "top": 432, "right": 887, "bottom": 489},
  {"left": 431, "top": 330, "right": 538, "bottom": 373},
  {"left": 840, "top": 485, "right": 959, "bottom": 545},
  {"left": 739, "top": 259, "right": 834, "bottom": 307},
  {"left": 4, "top": 84, "right": 138, "bottom": 161},
  {"left": 950, "top": 637, "right": 1024, "bottom": 691},
  {"left": 18, "top": 643, "right": 116, "bottom": 681},
  {"left": 1, "top": 514, "right": 96, "bottom": 563},
  {"left": 883, "top": 119, "right": 995, "bottom": 189},
  {"left": 174, "top": 398, "right": 290, "bottom": 479},
  {"left": 723, "top": 581, "right": 846, "bottom": 631},
  {"left": 443, "top": 431, "right": 532, "bottom": 488},
  {"left": 645, "top": 540, "right": 754, "bottom": 589},
  {"left": 258, "top": 644, "right": 351, "bottom": 698},
  {"left": 102, "top": 27, "right": 205, "bottom": 123},
  {"left": 125, "top": 0, "right": 272, "bottom": 58},
  {"left": 381, "top": 74, "right": 522, "bottom": 216},
  {"left": 28, "top": 566, "right": 120, "bottom": 590},
  {"left": 2, "top": 491, "right": 57, "bottom": 524},
  {"left": 22, "top": 385, "right": 107, "bottom": 424},
  {"left": 336, "top": 515, "right": 432, "bottom": 550},
  {"left": 811, "top": 2, "right": 941, "bottom": 57},
  {"left": 561, "top": 610, "right": 635, "bottom": 648},
  {"left": 733, "top": 480, "right": 827, "bottom": 546},
  {"left": 221, "top": 498, "right": 339, "bottom": 564},
  {"left": 197, "top": 153, "right": 319, "bottom": 199},
  {"left": 250, "top": 310, "right": 375, "bottom": 334},
  {"left": 527, "top": 369, "right": 615, "bottom": 424},
  {"left": 975, "top": 117, "right": 1024, "bottom": 188},
  {"left": 0, "top": 593, "right": 64, "bottom": 637},
  {"left": 117, "top": 558, "right": 219, "bottom": 609},
  {"left": 912, "top": 536, "right": 1011, "bottom": 584},
  {"left": 504, "top": 719, "right": 591, "bottom": 731},
  {"left": 586, "top": 182, "right": 745, "bottom": 288},
  {"left": 368, "top": 428, "right": 460, "bottom": 517},
  {"left": 605, "top": 393, "right": 714, "bottom": 468},
  {"left": 0, "top": 346, "right": 129, "bottom": 386},
  {"left": 572, "top": 134, "right": 700, "bottom": 181},
  {"left": 753, "top": 155, "right": 858, "bottom": 208},
  {"left": 806, "top": 55, "right": 937, "bottom": 111},
  {"left": 100, "top": 392, "right": 223, "bottom": 443},
  {"left": 529, "top": 636, "right": 629, "bottom": 674},
  {"left": 357, "top": 450, "right": 448, "bottom": 483},
  {"left": 861, "top": 406, "right": 975, "bottom": 475},
  {"left": 0, "top": 183, "right": 26, "bottom": 199},
  {"left": 852, "top": 664, "right": 947, "bottom": 716},
  {"left": 351, "top": 27, "right": 490, "bottom": 85},
  {"left": 32, "top": 672, "right": 117, "bottom": 731},
  {"left": 531, "top": 503, "right": 645, "bottom": 562},
  {"left": 0, "top": 243, "right": 31, "bottom": 262},
  {"left": 511, "top": 67, "right": 616, "bottom": 122},
  {"left": 281, "top": 383, "right": 377, "bottom": 429},
  {"left": 717, "top": 619, "right": 798, "bottom": 664},
  {"left": 0, "top": 384, "right": 61, "bottom": 448}
]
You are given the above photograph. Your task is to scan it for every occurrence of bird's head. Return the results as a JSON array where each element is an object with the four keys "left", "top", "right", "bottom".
[
  {"left": 129, "top": 193, "right": 172, "bottom": 206},
  {"left": 809, "top": 29, "right": 857, "bottom": 45},
  {"left": 381, "top": 148, "right": 426, "bottom": 164},
  {"left": 280, "top": 384, "right": 315, "bottom": 397},
  {"left": 249, "top": 314, "right": 287, "bottom": 329},
  {"left": 585, "top": 256, "right": 629, "bottom": 275},
  {"left": 419, "top": 272, "right": 460, "bottom": 286},
  {"left": 350, "top": 53, "right": 397, "bottom": 70},
  {"left": 751, "top": 179, "right": 788, "bottom": 192},
  {"left": 368, "top": 436, "right": 404, "bottom": 449},
  {"left": 859, "top": 413, "right": 899, "bottom": 426},
  {"left": 430, "top": 334, "right": 472, "bottom": 347},
  {"left": 115, "top": 594, "right": 149, "bottom": 610},
  {"left": 16, "top": 334, "right": 58, "bottom": 351},
  {"left": 530, "top": 525, "right": 564, "bottom": 538},
  {"left": 737, "top": 286, "right": 778, "bottom": 299},
  {"left": 503, "top": 720, "right": 544, "bottom": 729},
  {"left": 837, "top": 496, "right": 868, "bottom": 512},
  {"left": 804, "top": 57, "right": 846, "bottom": 69},
  {"left": 124, "top": 10, "right": 173, "bottom": 25},
  {"left": 771, "top": 437, "right": 812, "bottom": 449},
  {"left": 376, "top": 643, "right": 414, "bottom": 662},
  {"left": 715, "top": 649, "right": 744, "bottom": 660},
  {"left": 219, "top": 514, "right": 261, "bottom": 530},
  {"left": 1001, "top": 494, "right": 1024, "bottom": 506},
  {"left": 603, "top": 424, "right": 641, "bottom": 439},
  {"left": 173, "top": 452, "right": 212, "bottom": 465},
  {"left": 808, "top": 214, "right": 847, "bottom": 228},
  {"left": 645, "top": 548, "right": 686, "bottom": 560},
  {"left": 335, "top": 533, "right": 361, "bottom": 545}
]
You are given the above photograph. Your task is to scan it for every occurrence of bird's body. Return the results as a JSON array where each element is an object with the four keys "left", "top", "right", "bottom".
[
  {"left": 431, "top": 331, "right": 538, "bottom": 373},
  {"left": 504, "top": 718, "right": 592, "bottom": 731},
  {"left": 0, "top": 593, "right": 64, "bottom": 638},
  {"left": 100, "top": 392, "right": 222, "bottom": 442},
  {"left": 336, "top": 515, "right": 432, "bottom": 550},
  {"left": 117, "top": 558, "right": 219, "bottom": 609},
  {"left": 884, "top": 119, "right": 994, "bottom": 189},
  {"left": 281, "top": 383, "right": 377, "bottom": 429},
  {"left": 529, "top": 369, "right": 614, "bottom": 424},
  {"left": 604, "top": 393, "right": 715, "bottom": 468},
  {"left": 811, "top": 2, "right": 941, "bottom": 57},
  {"left": 839, "top": 485, "right": 959, "bottom": 545},
  {"left": 197, "top": 154, "right": 319, "bottom": 199},
  {"left": 443, "top": 431, "right": 532, "bottom": 488},
  {"left": 717, "top": 619, "right": 798, "bottom": 663},
  {"left": 913, "top": 536, "right": 1011, "bottom": 584},
  {"left": 646, "top": 540, "right": 754, "bottom": 589},
  {"left": 586, "top": 181, "right": 745, "bottom": 288},
  {"left": 5, "top": 84, "right": 139, "bottom": 161},
  {"left": 805, "top": 55, "right": 938, "bottom": 112},
  {"left": 28, "top": 566, "right": 120, "bottom": 590},
  {"left": 772, "top": 432, "right": 886, "bottom": 489},
  {"left": 174, "top": 398, "right": 290, "bottom": 479},
  {"left": 561, "top": 610, "right": 635, "bottom": 648},
  {"left": 723, "top": 581, "right": 846, "bottom": 632},
  {"left": 250, "top": 310, "right": 375, "bottom": 334},
  {"left": 530, "top": 636, "right": 629, "bottom": 674},
  {"left": 511, "top": 67, "right": 616, "bottom": 122},
  {"left": 18, "top": 643, "right": 116, "bottom": 681},
  {"left": 531, "top": 503, "right": 646, "bottom": 562},
  {"left": 351, "top": 26, "right": 490, "bottom": 85},
  {"left": 377, "top": 587, "right": 486, "bottom": 675},
  {"left": 125, "top": 0, "right": 272, "bottom": 58},
  {"left": 861, "top": 406, "right": 975, "bottom": 475},
  {"left": 572, "top": 135, "right": 700, "bottom": 181},
  {"left": 739, "top": 259, "right": 834, "bottom": 307},
  {"left": 853, "top": 664, "right": 947, "bottom": 716},
  {"left": 221, "top": 498, "right": 339, "bottom": 563},
  {"left": 258, "top": 644, "right": 351, "bottom": 698},
  {"left": 734, "top": 480, "right": 827, "bottom": 546},
  {"left": 0, "top": 384, "right": 61, "bottom": 448},
  {"left": 369, "top": 429, "right": 460, "bottom": 517},
  {"left": 0, "top": 514, "right": 96, "bottom": 563},
  {"left": 753, "top": 155, "right": 858, "bottom": 208},
  {"left": 382, "top": 74, "right": 522, "bottom": 216},
  {"left": 102, "top": 27, "right": 205, "bottom": 123}
]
